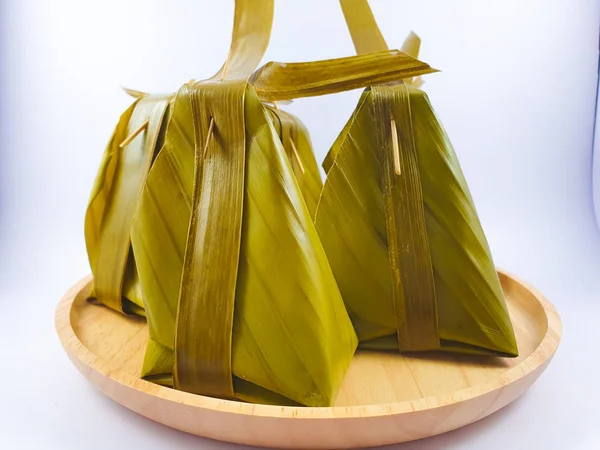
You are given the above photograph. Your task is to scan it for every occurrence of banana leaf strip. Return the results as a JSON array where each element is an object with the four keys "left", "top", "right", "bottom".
[
  {"left": 339, "top": 0, "right": 388, "bottom": 55},
  {"left": 173, "top": 79, "right": 247, "bottom": 400},
  {"left": 250, "top": 50, "right": 438, "bottom": 101}
]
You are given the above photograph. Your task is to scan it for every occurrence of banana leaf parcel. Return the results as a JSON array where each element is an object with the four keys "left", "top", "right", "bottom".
[{"left": 312, "top": 0, "right": 518, "bottom": 356}]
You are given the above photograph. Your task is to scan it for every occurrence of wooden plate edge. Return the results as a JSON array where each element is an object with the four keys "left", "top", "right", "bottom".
[{"left": 54, "top": 269, "right": 562, "bottom": 421}]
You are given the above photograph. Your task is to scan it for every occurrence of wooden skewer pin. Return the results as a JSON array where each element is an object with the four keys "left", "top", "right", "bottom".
[
  {"left": 390, "top": 117, "right": 401, "bottom": 176},
  {"left": 289, "top": 138, "right": 305, "bottom": 175},
  {"left": 119, "top": 120, "right": 149, "bottom": 148},
  {"left": 202, "top": 117, "right": 216, "bottom": 159}
]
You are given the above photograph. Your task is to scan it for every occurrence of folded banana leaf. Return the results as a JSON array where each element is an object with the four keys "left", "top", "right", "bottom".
[
  {"left": 250, "top": 50, "right": 436, "bottom": 101},
  {"left": 132, "top": 89, "right": 361, "bottom": 405},
  {"left": 313, "top": 0, "right": 518, "bottom": 356},
  {"left": 84, "top": 95, "right": 170, "bottom": 315}
]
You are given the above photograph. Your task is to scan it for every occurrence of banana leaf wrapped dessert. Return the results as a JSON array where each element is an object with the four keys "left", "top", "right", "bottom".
[
  {"left": 313, "top": 0, "right": 518, "bottom": 356},
  {"left": 84, "top": 0, "right": 436, "bottom": 406}
]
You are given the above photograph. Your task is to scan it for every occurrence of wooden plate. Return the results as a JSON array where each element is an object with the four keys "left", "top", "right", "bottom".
[{"left": 55, "top": 270, "right": 561, "bottom": 449}]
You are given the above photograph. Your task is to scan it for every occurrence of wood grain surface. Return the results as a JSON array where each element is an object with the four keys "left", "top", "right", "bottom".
[{"left": 55, "top": 270, "right": 561, "bottom": 448}]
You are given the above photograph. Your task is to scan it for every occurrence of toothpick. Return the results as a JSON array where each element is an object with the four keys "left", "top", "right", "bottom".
[
  {"left": 202, "top": 117, "right": 215, "bottom": 159},
  {"left": 390, "top": 118, "right": 401, "bottom": 175},
  {"left": 119, "top": 120, "right": 149, "bottom": 148},
  {"left": 289, "top": 138, "right": 305, "bottom": 175},
  {"left": 272, "top": 101, "right": 280, "bottom": 111}
]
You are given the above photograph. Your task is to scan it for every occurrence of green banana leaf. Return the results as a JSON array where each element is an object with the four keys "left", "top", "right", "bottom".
[
  {"left": 250, "top": 50, "right": 437, "bottom": 102},
  {"left": 314, "top": 83, "right": 518, "bottom": 357},
  {"left": 131, "top": 83, "right": 357, "bottom": 406}
]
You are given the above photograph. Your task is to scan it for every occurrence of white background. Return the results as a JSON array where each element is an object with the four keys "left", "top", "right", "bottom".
[{"left": 1, "top": 0, "right": 599, "bottom": 448}]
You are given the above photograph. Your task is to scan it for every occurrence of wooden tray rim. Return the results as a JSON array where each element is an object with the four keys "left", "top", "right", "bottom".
[{"left": 55, "top": 269, "right": 562, "bottom": 420}]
